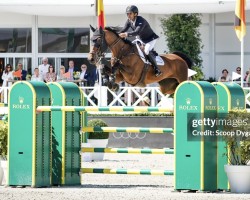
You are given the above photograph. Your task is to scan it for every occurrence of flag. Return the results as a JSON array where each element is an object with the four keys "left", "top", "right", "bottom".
[
  {"left": 188, "top": 69, "right": 197, "bottom": 78},
  {"left": 234, "top": 0, "right": 246, "bottom": 41},
  {"left": 96, "top": 0, "right": 105, "bottom": 28},
  {"left": 13, "top": 70, "right": 22, "bottom": 78},
  {"left": 63, "top": 72, "right": 70, "bottom": 78}
]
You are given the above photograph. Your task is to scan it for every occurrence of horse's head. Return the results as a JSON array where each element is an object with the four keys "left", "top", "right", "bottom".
[{"left": 88, "top": 25, "right": 108, "bottom": 65}]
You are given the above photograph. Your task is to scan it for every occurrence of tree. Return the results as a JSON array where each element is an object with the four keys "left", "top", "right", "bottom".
[{"left": 161, "top": 14, "right": 203, "bottom": 68}]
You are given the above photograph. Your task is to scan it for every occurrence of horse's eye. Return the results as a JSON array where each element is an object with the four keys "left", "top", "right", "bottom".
[{"left": 91, "top": 39, "right": 97, "bottom": 45}]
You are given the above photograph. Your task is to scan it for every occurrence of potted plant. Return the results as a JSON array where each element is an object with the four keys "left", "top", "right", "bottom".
[
  {"left": 0, "top": 121, "right": 8, "bottom": 185},
  {"left": 87, "top": 119, "right": 109, "bottom": 161},
  {"left": 223, "top": 111, "right": 250, "bottom": 193}
]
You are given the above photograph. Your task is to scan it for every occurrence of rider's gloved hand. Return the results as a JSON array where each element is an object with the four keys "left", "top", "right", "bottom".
[{"left": 119, "top": 32, "right": 128, "bottom": 38}]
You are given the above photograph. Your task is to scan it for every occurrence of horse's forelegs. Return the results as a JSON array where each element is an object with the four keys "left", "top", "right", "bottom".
[
  {"left": 114, "top": 70, "right": 123, "bottom": 83},
  {"left": 100, "top": 68, "right": 109, "bottom": 87}
]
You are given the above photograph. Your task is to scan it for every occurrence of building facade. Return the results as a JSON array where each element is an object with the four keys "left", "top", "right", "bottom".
[{"left": 0, "top": 10, "right": 249, "bottom": 82}]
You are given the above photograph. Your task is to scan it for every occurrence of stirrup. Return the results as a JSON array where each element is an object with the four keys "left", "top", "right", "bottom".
[{"left": 155, "top": 70, "right": 162, "bottom": 77}]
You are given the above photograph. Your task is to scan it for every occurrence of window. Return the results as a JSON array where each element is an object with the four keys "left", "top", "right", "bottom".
[
  {"left": 0, "top": 28, "right": 31, "bottom": 53},
  {"left": 38, "top": 28, "right": 90, "bottom": 53}
]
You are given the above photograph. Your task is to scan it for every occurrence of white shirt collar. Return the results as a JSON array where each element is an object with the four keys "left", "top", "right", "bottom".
[{"left": 130, "top": 17, "right": 137, "bottom": 26}]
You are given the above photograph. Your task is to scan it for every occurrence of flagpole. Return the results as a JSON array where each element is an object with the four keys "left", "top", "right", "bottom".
[{"left": 241, "top": 37, "right": 244, "bottom": 87}]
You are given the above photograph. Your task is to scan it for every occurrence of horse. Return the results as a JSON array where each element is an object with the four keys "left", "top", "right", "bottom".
[{"left": 88, "top": 26, "right": 192, "bottom": 94}]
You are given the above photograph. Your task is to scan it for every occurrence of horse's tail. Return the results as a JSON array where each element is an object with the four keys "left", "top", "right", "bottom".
[{"left": 172, "top": 51, "right": 193, "bottom": 69}]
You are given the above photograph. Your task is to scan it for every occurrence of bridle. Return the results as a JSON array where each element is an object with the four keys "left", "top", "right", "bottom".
[
  {"left": 90, "top": 30, "right": 137, "bottom": 67},
  {"left": 90, "top": 31, "right": 122, "bottom": 66}
]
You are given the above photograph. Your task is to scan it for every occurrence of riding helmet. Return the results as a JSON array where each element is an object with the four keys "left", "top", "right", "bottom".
[{"left": 126, "top": 5, "right": 138, "bottom": 14}]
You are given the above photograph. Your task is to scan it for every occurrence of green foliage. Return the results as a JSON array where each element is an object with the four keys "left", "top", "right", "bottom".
[
  {"left": 87, "top": 119, "right": 109, "bottom": 139},
  {"left": 0, "top": 122, "right": 8, "bottom": 158},
  {"left": 223, "top": 110, "right": 250, "bottom": 165},
  {"left": 191, "top": 66, "right": 204, "bottom": 81},
  {"left": 161, "top": 14, "right": 203, "bottom": 67}
]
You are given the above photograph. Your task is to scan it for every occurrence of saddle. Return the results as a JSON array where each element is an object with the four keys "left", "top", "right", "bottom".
[{"left": 132, "top": 39, "right": 164, "bottom": 66}]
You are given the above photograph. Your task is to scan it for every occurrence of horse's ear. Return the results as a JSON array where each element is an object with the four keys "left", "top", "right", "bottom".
[
  {"left": 89, "top": 25, "right": 96, "bottom": 32},
  {"left": 99, "top": 26, "right": 103, "bottom": 34}
]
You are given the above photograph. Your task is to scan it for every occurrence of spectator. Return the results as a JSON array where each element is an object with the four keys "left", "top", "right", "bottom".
[
  {"left": 45, "top": 65, "right": 56, "bottom": 82},
  {"left": 218, "top": 69, "right": 231, "bottom": 82},
  {"left": 31, "top": 68, "right": 43, "bottom": 81},
  {"left": 1, "top": 64, "right": 13, "bottom": 102},
  {"left": 244, "top": 71, "right": 249, "bottom": 81},
  {"left": 38, "top": 57, "right": 50, "bottom": 81},
  {"left": 16, "top": 63, "right": 27, "bottom": 80},
  {"left": 1, "top": 64, "right": 14, "bottom": 87},
  {"left": 245, "top": 69, "right": 250, "bottom": 87},
  {"left": 234, "top": 67, "right": 241, "bottom": 81},
  {"left": 66, "top": 60, "right": 79, "bottom": 81},
  {"left": 220, "top": 76, "right": 226, "bottom": 82},
  {"left": 79, "top": 64, "right": 89, "bottom": 86},
  {"left": 57, "top": 66, "right": 67, "bottom": 82}
]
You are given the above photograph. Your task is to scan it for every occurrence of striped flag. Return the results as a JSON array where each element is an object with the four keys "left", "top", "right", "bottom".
[
  {"left": 96, "top": 0, "right": 105, "bottom": 28},
  {"left": 234, "top": 0, "right": 246, "bottom": 41}
]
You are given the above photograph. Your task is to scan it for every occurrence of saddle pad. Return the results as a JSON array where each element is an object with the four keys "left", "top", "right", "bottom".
[
  {"left": 155, "top": 56, "right": 164, "bottom": 65},
  {"left": 132, "top": 39, "right": 165, "bottom": 66}
]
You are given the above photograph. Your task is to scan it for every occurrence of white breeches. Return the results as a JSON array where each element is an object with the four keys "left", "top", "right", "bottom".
[{"left": 144, "top": 39, "right": 158, "bottom": 55}]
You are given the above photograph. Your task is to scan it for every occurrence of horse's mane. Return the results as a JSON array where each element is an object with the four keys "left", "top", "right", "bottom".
[{"left": 104, "top": 26, "right": 133, "bottom": 45}]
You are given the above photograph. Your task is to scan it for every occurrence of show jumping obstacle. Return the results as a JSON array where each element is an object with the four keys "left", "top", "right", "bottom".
[{"left": 8, "top": 81, "right": 245, "bottom": 192}]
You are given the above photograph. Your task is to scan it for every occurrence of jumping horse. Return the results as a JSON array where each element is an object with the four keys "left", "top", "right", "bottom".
[{"left": 88, "top": 26, "right": 192, "bottom": 94}]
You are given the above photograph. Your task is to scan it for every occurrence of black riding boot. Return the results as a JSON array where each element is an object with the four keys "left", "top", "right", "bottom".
[{"left": 148, "top": 52, "right": 162, "bottom": 77}]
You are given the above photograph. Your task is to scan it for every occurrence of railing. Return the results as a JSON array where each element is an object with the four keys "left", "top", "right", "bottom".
[
  {"left": 79, "top": 86, "right": 173, "bottom": 107},
  {"left": 2, "top": 84, "right": 250, "bottom": 108},
  {"left": 0, "top": 85, "right": 172, "bottom": 107}
]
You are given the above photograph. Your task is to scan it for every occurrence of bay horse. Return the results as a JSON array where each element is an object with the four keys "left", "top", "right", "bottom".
[{"left": 88, "top": 26, "right": 192, "bottom": 94}]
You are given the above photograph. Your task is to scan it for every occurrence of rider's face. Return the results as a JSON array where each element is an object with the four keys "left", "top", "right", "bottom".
[{"left": 127, "top": 12, "right": 136, "bottom": 21}]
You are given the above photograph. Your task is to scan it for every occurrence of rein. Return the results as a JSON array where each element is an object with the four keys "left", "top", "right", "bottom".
[{"left": 92, "top": 33, "right": 122, "bottom": 65}]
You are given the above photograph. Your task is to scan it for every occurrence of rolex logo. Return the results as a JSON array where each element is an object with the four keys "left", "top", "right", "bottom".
[
  {"left": 179, "top": 97, "right": 197, "bottom": 110},
  {"left": 19, "top": 96, "right": 24, "bottom": 104},
  {"left": 186, "top": 98, "right": 191, "bottom": 105},
  {"left": 13, "top": 96, "right": 30, "bottom": 109},
  {"left": 209, "top": 98, "right": 213, "bottom": 105}
]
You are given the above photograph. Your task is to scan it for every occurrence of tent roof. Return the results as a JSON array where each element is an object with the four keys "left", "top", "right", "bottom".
[{"left": 0, "top": 0, "right": 248, "bottom": 17}]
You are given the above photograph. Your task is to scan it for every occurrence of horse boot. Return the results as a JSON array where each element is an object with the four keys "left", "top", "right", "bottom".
[{"left": 148, "top": 52, "right": 162, "bottom": 77}]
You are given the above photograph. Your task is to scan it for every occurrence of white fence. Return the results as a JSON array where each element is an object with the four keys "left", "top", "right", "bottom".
[
  {"left": 2, "top": 85, "right": 250, "bottom": 108},
  {"left": 0, "top": 85, "right": 173, "bottom": 107}
]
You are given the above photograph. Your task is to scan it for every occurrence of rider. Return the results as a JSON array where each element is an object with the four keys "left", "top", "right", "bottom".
[{"left": 119, "top": 5, "right": 162, "bottom": 77}]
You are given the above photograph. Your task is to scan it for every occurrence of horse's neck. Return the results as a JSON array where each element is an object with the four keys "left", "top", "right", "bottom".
[
  {"left": 105, "top": 31, "right": 128, "bottom": 58},
  {"left": 104, "top": 31, "right": 144, "bottom": 82}
]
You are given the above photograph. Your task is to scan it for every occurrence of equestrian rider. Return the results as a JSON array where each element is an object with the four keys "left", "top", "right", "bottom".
[{"left": 119, "top": 5, "right": 162, "bottom": 77}]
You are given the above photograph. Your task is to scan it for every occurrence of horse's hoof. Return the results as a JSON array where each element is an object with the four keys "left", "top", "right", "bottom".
[
  {"left": 107, "top": 82, "right": 113, "bottom": 89},
  {"left": 112, "top": 83, "right": 119, "bottom": 92}
]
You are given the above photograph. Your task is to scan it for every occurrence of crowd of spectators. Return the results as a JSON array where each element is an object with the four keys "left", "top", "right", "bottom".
[
  {"left": 218, "top": 66, "right": 249, "bottom": 84},
  {"left": 1, "top": 57, "right": 98, "bottom": 87},
  {"left": 0, "top": 57, "right": 100, "bottom": 102}
]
